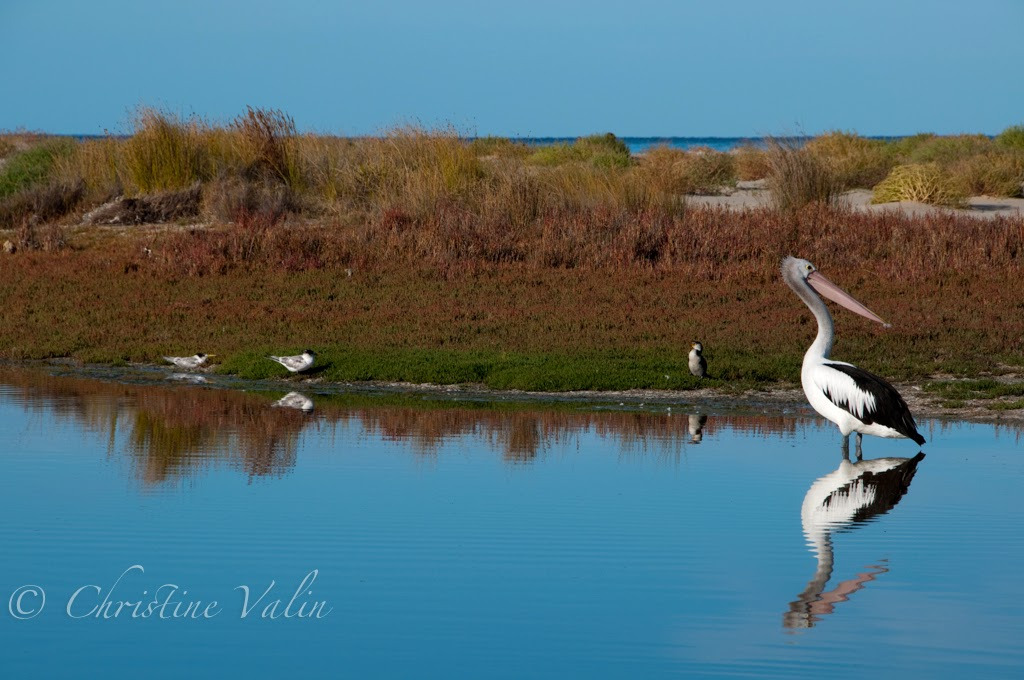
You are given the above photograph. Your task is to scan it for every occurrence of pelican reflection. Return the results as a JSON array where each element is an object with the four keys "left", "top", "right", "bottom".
[{"left": 784, "top": 451, "right": 925, "bottom": 630}]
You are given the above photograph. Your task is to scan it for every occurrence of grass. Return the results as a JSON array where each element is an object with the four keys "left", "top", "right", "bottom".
[
  {"left": 1, "top": 202, "right": 1023, "bottom": 391},
  {"left": 923, "top": 379, "right": 1024, "bottom": 410}
]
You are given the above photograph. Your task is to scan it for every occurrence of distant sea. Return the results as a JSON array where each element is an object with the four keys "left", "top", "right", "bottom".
[
  {"left": 512, "top": 136, "right": 907, "bottom": 153},
  {"left": 72, "top": 134, "right": 907, "bottom": 154}
]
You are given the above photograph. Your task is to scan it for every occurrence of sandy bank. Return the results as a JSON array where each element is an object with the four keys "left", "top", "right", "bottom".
[{"left": 687, "top": 179, "right": 1024, "bottom": 219}]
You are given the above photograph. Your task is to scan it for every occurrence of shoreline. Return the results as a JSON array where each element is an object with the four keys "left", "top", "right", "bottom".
[{"left": 8, "top": 359, "right": 1023, "bottom": 425}]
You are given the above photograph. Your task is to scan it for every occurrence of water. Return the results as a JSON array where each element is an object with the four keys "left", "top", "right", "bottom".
[
  {"left": 1, "top": 367, "right": 1022, "bottom": 678},
  {"left": 72, "top": 133, "right": 908, "bottom": 154}
]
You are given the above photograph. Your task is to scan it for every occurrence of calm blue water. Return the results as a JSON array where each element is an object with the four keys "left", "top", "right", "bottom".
[{"left": 1, "top": 368, "right": 1022, "bottom": 678}]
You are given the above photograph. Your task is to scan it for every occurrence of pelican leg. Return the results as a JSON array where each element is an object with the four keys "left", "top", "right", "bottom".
[
  {"left": 841, "top": 434, "right": 850, "bottom": 461},
  {"left": 855, "top": 433, "right": 863, "bottom": 461}
]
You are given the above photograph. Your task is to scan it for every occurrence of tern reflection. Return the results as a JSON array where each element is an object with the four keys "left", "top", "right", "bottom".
[
  {"left": 784, "top": 451, "right": 925, "bottom": 629},
  {"left": 273, "top": 391, "right": 315, "bottom": 413},
  {"left": 688, "top": 413, "right": 708, "bottom": 444}
]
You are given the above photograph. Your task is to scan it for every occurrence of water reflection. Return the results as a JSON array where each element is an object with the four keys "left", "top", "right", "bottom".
[
  {"left": 0, "top": 368, "right": 818, "bottom": 486},
  {"left": 784, "top": 452, "right": 926, "bottom": 630},
  {"left": 688, "top": 413, "right": 708, "bottom": 444},
  {"left": 273, "top": 391, "right": 315, "bottom": 412}
]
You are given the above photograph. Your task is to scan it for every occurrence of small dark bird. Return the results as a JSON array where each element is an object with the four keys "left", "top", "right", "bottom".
[{"left": 688, "top": 342, "right": 708, "bottom": 378}]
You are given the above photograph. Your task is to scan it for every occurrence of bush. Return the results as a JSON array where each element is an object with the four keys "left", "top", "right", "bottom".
[
  {"left": 906, "top": 134, "right": 992, "bottom": 165},
  {"left": 872, "top": 164, "right": 967, "bottom": 207},
  {"left": 0, "top": 138, "right": 76, "bottom": 198},
  {"left": 764, "top": 139, "right": 838, "bottom": 211},
  {"left": 995, "top": 124, "right": 1024, "bottom": 151},
  {"left": 734, "top": 144, "right": 770, "bottom": 181},
  {"left": 202, "top": 177, "right": 296, "bottom": 225},
  {"left": 886, "top": 133, "right": 937, "bottom": 160},
  {"left": 0, "top": 179, "right": 85, "bottom": 228},
  {"left": 947, "top": 151, "right": 1024, "bottom": 197},
  {"left": 528, "top": 133, "right": 631, "bottom": 168},
  {"left": 805, "top": 131, "right": 895, "bottom": 189},
  {"left": 469, "top": 136, "right": 531, "bottom": 158}
]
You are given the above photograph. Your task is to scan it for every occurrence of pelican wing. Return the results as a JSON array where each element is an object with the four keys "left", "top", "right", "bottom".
[{"left": 813, "top": 362, "right": 925, "bottom": 445}]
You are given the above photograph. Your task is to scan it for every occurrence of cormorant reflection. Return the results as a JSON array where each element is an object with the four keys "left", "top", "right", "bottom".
[
  {"left": 784, "top": 451, "right": 925, "bottom": 629},
  {"left": 688, "top": 413, "right": 708, "bottom": 444}
]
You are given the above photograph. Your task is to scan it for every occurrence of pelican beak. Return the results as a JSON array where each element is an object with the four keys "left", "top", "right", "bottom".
[{"left": 807, "top": 271, "right": 891, "bottom": 328}]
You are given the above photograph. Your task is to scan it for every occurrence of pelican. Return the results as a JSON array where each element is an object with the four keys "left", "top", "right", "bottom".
[
  {"left": 273, "top": 391, "right": 315, "bottom": 412},
  {"left": 162, "top": 353, "right": 212, "bottom": 370},
  {"left": 269, "top": 349, "right": 317, "bottom": 373},
  {"left": 781, "top": 257, "right": 924, "bottom": 453},
  {"left": 688, "top": 342, "right": 707, "bottom": 378},
  {"left": 785, "top": 452, "right": 925, "bottom": 629}
]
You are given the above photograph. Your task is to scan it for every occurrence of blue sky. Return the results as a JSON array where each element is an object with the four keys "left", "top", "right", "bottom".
[{"left": 2, "top": 0, "right": 1022, "bottom": 136}]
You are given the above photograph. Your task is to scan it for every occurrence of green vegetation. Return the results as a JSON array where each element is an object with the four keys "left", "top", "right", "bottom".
[
  {"left": 218, "top": 347, "right": 732, "bottom": 392},
  {"left": 0, "top": 138, "right": 75, "bottom": 198},
  {"left": 527, "top": 133, "right": 631, "bottom": 168},
  {"left": 996, "top": 124, "right": 1024, "bottom": 150},
  {"left": 924, "top": 379, "right": 1024, "bottom": 410}
]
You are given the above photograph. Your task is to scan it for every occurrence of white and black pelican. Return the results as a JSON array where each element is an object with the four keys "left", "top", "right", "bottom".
[
  {"left": 781, "top": 257, "right": 924, "bottom": 452},
  {"left": 688, "top": 342, "right": 708, "bottom": 378},
  {"left": 269, "top": 349, "right": 317, "bottom": 374},
  {"left": 163, "top": 353, "right": 212, "bottom": 370}
]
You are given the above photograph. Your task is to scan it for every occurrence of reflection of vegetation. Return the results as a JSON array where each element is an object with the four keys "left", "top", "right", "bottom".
[
  {"left": 1, "top": 368, "right": 828, "bottom": 482},
  {"left": 2, "top": 369, "right": 304, "bottom": 484}
]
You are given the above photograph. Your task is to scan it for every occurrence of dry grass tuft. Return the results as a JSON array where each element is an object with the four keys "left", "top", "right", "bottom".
[
  {"left": 228, "top": 107, "right": 303, "bottom": 188},
  {"left": 764, "top": 139, "right": 838, "bottom": 211},
  {"left": 119, "top": 108, "right": 208, "bottom": 194}
]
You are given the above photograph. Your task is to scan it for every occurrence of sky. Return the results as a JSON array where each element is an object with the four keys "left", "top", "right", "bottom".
[{"left": 2, "top": 0, "right": 1022, "bottom": 137}]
